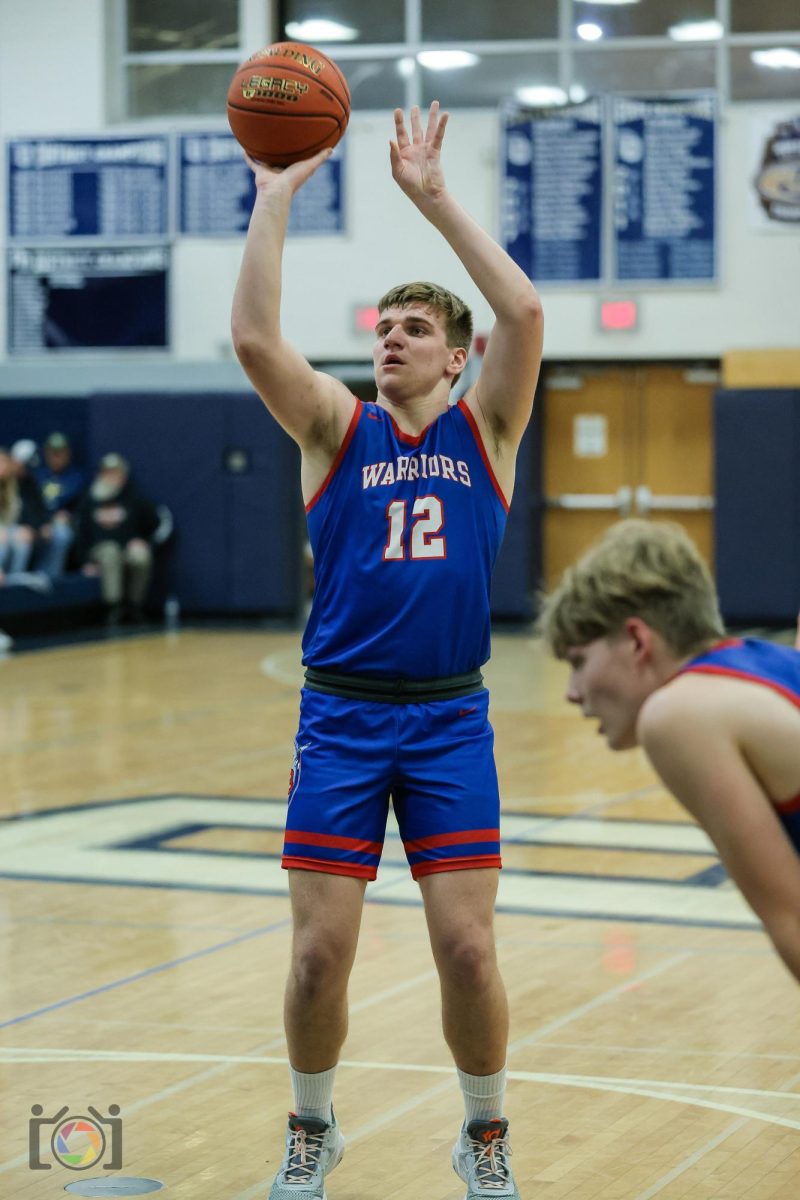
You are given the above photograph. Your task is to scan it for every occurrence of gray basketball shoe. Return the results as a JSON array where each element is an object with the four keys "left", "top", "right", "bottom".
[
  {"left": 452, "top": 1117, "right": 520, "bottom": 1199},
  {"left": 268, "top": 1112, "right": 345, "bottom": 1199}
]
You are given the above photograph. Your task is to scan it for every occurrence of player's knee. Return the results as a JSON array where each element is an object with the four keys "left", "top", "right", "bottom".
[
  {"left": 290, "top": 934, "right": 351, "bottom": 998},
  {"left": 436, "top": 931, "right": 496, "bottom": 990}
]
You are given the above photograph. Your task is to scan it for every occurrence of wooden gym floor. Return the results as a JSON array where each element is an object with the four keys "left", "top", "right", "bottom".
[{"left": 1, "top": 625, "right": 799, "bottom": 1198}]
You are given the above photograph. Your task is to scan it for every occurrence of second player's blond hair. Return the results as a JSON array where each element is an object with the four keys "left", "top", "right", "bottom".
[{"left": 538, "top": 519, "right": 725, "bottom": 658}]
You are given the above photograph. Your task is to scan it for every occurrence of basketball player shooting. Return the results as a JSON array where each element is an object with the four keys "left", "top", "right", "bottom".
[{"left": 231, "top": 102, "right": 543, "bottom": 1200}]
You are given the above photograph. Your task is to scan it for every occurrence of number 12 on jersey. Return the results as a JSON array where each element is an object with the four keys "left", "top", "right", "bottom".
[{"left": 383, "top": 496, "right": 446, "bottom": 561}]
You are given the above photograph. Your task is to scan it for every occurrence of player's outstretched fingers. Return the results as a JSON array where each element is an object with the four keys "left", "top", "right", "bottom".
[
  {"left": 410, "top": 104, "right": 424, "bottom": 143},
  {"left": 393, "top": 107, "right": 409, "bottom": 149},
  {"left": 431, "top": 108, "right": 448, "bottom": 152},
  {"left": 425, "top": 100, "right": 440, "bottom": 142}
]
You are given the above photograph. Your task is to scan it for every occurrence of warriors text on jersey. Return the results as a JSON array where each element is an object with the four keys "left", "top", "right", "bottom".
[
  {"left": 301, "top": 398, "right": 509, "bottom": 679},
  {"left": 679, "top": 637, "right": 800, "bottom": 851}
]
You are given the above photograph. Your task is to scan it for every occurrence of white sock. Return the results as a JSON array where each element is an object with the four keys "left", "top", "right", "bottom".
[
  {"left": 289, "top": 1064, "right": 337, "bottom": 1123},
  {"left": 457, "top": 1065, "right": 507, "bottom": 1124}
]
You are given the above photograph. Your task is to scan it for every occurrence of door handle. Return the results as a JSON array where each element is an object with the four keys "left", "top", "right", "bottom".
[
  {"left": 634, "top": 485, "right": 715, "bottom": 515},
  {"left": 547, "top": 486, "right": 633, "bottom": 514}
]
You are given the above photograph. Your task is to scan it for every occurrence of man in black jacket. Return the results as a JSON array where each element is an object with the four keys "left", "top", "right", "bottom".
[{"left": 74, "top": 453, "right": 160, "bottom": 624}]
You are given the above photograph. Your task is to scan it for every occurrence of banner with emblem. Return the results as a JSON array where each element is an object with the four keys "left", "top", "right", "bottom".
[{"left": 750, "top": 112, "right": 800, "bottom": 230}]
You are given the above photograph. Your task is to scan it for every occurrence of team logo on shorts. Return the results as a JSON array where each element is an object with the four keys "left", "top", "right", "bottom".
[{"left": 287, "top": 740, "right": 311, "bottom": 803}]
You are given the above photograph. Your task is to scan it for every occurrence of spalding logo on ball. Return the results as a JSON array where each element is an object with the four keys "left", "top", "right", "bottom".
[{"left": 227, "top": 42, "right": 351, "bottom": 167}]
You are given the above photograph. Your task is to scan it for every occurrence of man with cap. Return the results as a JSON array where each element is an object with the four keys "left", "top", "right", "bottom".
[
  {"left": 5, "top": 440, "right": 48, "bottom": 575},
  {"left": 73, "top": 453, "right": 160, "bottom": 624},
  {"left": 34, "top": 433, "right": 88, "bottom": 577}
]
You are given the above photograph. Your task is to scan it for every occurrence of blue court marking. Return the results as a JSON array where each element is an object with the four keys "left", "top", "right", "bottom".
[
  {"left": 365, "top": 893, "right": 759, "bottom": 932},
  {"left": 0, "top": 915, "right": 292, "bottom": 1030},
  {"left": 98, "top": 821, "right": 725, "bottom": 890},
  {"left": 0, "top": 793, "right": 705, "bottom": 828},
  {"left": 116, "top": 820, "right": 715, "bottom": 860},
  {"left": 0, "top": 793, "right": 268, "bottom": 825}
]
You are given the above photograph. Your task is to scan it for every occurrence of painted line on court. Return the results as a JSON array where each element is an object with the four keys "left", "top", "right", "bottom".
[
  {"left": 0, "top": 964, "right": 443, "bottom": 1180},
  {"left": 632, "top": 1062, "right": 800, "bottom": 1198},
  {"left": 4, "top": 1046, "right": 800, "bottom": 1112},
  {"left": 6, "top": 1047, "right": 800, "bottom": 1138},
  {"left": 508, "top": 952, "right": 689, "bottom": 1048},
  {"left": 0, "top": 916, "right": 292, "bottom": 1030},
  {"left": 632, "top": 1117, "right": 750, "bottom": 1200}
]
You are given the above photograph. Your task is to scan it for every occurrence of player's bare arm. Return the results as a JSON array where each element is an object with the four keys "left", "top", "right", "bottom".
[
  {"left": 638, "top": 688, "right": 800, "bottom": 983},
  {"left": 231, "top": 149, "right": 356, "bottom": 466},
  {"left": 390, "top": 103, "right": 544, "bottom": 468}
]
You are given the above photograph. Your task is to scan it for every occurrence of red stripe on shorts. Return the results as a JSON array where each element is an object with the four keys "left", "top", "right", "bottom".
[
  {"left": 412, "top": 854, "right": 502, "bottom": 879},
  {"left": 403, "top": 829, "right": 499, "bottom": 853},
  {"left": 281, "top": 855, "right": 377, "bottom": 879},
  {"left": 285, "top": 830, "right": 383, "bottom": 855}
]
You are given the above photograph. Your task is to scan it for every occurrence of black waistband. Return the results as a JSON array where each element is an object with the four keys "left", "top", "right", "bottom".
[{"left": 303, "top": 666, "right": 485, "bottom": 705}]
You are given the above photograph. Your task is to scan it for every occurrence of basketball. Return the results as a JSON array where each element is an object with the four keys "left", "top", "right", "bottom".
[{"left": 227, "top": 42, "right": 351, "bottom": 167}]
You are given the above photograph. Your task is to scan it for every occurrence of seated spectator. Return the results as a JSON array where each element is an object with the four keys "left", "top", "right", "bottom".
[
  {"left": 9, "top": 438, "right": 57, "bottom": 577},
  {"left": 0, "top": 446, "right": 47, "bottom": 582},
  {"left": 34, "top": 432, "right": 88, "bottom": 577},
  {"left": 73, "top": 453, "right": 160, "bottom": 625}
]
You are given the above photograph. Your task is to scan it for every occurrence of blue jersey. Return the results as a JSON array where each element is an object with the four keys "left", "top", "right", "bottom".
[
  {"left": 301, "top": 398, "right": 509, "bottom": 678},
  {"left": 680, "top": 637, "right": 800, "bottom": 850}
]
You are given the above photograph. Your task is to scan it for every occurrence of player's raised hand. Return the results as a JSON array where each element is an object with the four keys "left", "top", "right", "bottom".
[
  {"left": 390, "top": 102, "right": 449, "bottom": 202},
  {"left": 244, "top": 146, "right": 333, "bottom": 196}
]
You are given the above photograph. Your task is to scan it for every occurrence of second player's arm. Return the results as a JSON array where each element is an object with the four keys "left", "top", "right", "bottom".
[
  {"left": 231, "top": 151, "right": 355, "bottom": 455},
  {"left": 638, "top": 694, "right": 800, "bottom": 984}
]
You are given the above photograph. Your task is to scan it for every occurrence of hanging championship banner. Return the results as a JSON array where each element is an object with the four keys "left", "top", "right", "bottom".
[
  {"left": 178, "top": 132, "right": 346, "bottom": 237},
  {"left": 501, "top": 100, "right": 603, "bottom": 284},
  {"left": 7, "top": 137, "right": 169, "bottom": 241},
  {"left": 613, "top": 94, "right": 716, "bottom": 282}
]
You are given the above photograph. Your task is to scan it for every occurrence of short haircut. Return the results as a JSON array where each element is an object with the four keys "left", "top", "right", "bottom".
[
  {"left": 377, "top": 281, "right": 473, "bottom": 352},
  {"left": 537, "top": 519, "right": 725, "bottom": 659}
]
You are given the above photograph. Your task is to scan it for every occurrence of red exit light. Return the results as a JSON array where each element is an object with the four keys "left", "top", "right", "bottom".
[
  {"left": 354, "top": 305, "right": 380, "bottom": 333},
  {"left": 600, "top": 300, "right": 638, "bottom": 331}
]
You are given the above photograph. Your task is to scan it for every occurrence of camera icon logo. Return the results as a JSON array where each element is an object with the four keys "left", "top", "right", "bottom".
[{"left": 29, "top": 1104, "right": 123, "bottom": 1171}]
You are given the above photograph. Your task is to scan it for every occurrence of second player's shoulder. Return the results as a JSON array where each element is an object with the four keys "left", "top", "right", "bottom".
[
  {"left": 637, "top": 667, "right": 777, "bottom": 760},
  {"left": 637, "top": 673, "right": 729, "bottom": 746}
]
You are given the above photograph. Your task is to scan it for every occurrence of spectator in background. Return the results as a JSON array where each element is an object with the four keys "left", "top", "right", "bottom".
[
  {"left": 73, "top": 453, "right": 160, "bottom": 625},
  {"left": 34, "top": 432, "right": 87, "bottom": 577},
  {"left": 0, "top": 445, "right": 47, "bottom": 580}
]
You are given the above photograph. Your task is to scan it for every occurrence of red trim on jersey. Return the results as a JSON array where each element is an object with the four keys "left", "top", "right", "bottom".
[
  {"left": 681, "top": 665, "right": 800, "bottom": 711},
  {"left": 412, "top": 854, "right": 502, "bottom": 879},
  {"left": 775, "top": 792, "right": 800, "bottom": 815},
  {"left": 387, "top": 411, "right": 434, "bottom": 446},
  {"left": 456, "top": 398, "right": 510, "bottom": 513},
  {"left": 285, "top": 829, "right": 383, "bottom": 855},
  {"left": 282, "top": 855, "right": 377, "bottom": 879},
  {"left": 304, "top": 398, "right": 362, "bottom": 513},
  {"left": 404, "top": 828, "right": 500, "bottom": 853}
]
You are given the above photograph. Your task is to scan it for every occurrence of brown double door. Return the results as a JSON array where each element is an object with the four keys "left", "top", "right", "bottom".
[{"left": 543, "top": 364, "right": 715, "bottom": 588}]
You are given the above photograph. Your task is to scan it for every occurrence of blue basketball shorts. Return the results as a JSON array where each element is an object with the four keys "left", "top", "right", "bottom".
[{"left": 282, "top": 687, "right": 502, "bottom": 880}]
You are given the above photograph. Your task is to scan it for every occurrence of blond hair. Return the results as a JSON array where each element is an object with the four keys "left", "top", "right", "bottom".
[
  {"left": 538, "top": 519, "right": 725, "bottom": 658},
  {"left": 377, "top": 282, "right": 473, "bottom": 352}
]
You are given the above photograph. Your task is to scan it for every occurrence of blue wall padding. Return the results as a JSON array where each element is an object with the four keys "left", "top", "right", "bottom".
[
  {"left": 0, "top": 396, "right": 92, "bottom": 467},
  {"left": 87, "top": 391, "right": 304, "bottom": 614},
  {"left": 714, "top": 388, "right": 800, "bottom": 622}
]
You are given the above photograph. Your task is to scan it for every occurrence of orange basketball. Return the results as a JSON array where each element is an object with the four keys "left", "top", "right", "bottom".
[{"left": 227, "top": 42, "right": 351, "bottom": 167}]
